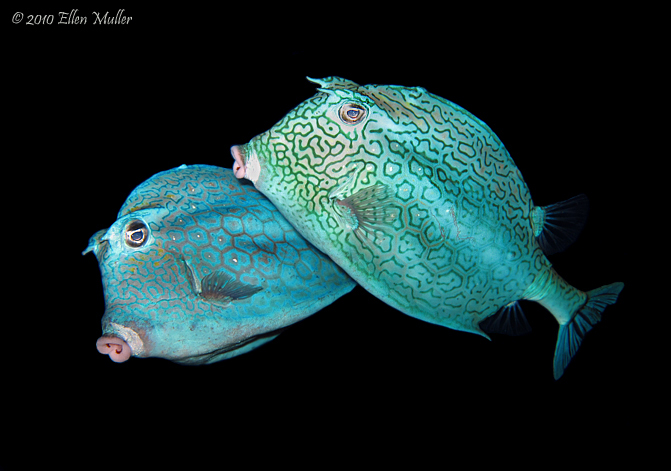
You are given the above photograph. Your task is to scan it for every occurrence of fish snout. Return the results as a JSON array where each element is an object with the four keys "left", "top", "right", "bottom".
[
  {"left": 96, "top": 336, "right": 132, "bottom": 363},
  {"left": 231, "top": 145, "right": 246, "bottom": 179}
]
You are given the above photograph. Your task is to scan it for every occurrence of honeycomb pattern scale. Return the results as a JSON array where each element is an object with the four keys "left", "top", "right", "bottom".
[{"left": 85, "top": 164, "right": 355, "bottom": 364}]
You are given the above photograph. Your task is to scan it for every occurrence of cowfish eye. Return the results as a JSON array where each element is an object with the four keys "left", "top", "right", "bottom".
[
  {"left": 339, "top": 103, "right": 367, "bottom": 124},
  {"left": 124, "top": 220, "right": 149, "bottom": 248}
]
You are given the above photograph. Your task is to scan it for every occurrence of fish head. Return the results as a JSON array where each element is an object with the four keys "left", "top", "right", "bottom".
[
  {"left": 85, "top": 164, "right": 355, "bottom": 364},
  {"left": 232, "top": 77, "right": 380, "bottom": 192},
  {"left": 85, "top": 202, "right": 183, "bottom": 363}
]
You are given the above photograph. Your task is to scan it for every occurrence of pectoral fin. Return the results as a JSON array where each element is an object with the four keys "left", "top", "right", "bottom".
[
  {"left": 200, "top": 271, "right": 263, "bottom": 306},
  {"left": 334, "top": 183, "right": 399, "bottom": 243},
  {"left": 182, "top": 258, "right": 263, "bottom": 307}
]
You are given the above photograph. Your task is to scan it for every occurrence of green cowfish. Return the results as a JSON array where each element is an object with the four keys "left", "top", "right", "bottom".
[{"left": 231, "top": 76, "right": 623, "bottom": 379}]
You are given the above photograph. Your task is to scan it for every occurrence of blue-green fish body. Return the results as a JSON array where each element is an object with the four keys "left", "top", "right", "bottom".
[
  {"left": 231, "top": 77, "right": 623, "bottom": 378},
  {"left": 84, "top": 164, "right": 355, "bottom": 364}
]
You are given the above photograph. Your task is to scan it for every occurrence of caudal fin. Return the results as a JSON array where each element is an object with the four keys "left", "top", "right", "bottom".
[{"left": 553, "top": 282, "right": 624, "bottom": 379}]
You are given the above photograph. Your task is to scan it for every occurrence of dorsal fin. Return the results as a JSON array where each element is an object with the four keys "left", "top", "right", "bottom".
[
  {"left": 479, "top": 301, "right": 531, "bottom": 336},
  {"left": 531, "top": 194, "right": 589, "bottom": 256},
  {"left": 307, "top": 76, "right": 361, "bottom": 91}
]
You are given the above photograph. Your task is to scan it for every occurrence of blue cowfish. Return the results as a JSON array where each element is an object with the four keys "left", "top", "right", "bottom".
[
  {"left": 231, "top": 77, "right": 624, "bottom": 378},
  {"left": 84, "top": 164, "right": 355, "bottom": 364}
]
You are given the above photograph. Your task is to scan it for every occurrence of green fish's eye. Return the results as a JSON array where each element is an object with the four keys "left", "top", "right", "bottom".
[
  {"left": 124, "top": 220, "right": 149, "bottom": 248},
  {"left": 339, "top": 103, "right": 367, "bottom": 125}
]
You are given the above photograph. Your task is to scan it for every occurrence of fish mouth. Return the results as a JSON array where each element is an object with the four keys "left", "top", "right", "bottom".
[
  {"left": 231, "top": 145, "right": 246, "bottom": 179},
  {"left": 96, "top": 322, "right": 146, "bottom": 362},
  {"left": 96, "top": 335, "right": 131, "bottom": 362},
  {"left": 231, "top": 145, "right": 260, "bottom": 183}
]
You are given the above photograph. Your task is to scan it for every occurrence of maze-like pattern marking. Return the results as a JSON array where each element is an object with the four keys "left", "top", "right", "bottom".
[{"left": 239, "top": 77, "right": 553, "bottom": 336}]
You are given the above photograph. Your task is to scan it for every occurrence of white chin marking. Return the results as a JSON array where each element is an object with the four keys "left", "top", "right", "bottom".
[
  {"left": 110, "top": 322, "right": 144, "bottom": 356},
  {"left": 246, "top": 152, "right": 260, "bottom": 183}
]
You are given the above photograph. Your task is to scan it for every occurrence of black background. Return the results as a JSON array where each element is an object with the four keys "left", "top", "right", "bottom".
[{"left": 6, "top": 5, "right": 658, "bottom": 467}]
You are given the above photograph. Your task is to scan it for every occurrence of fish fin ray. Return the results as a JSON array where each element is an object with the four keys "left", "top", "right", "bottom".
[
  {"left": 479, "top": 301, "right": 531, "bottom": 336},
  {"left": 200, "top": 271, "right": 263, "bottom": 306},
  {"left": 553, "top": 282, "right": 624, "bottom": 379},
  {"left": 535, "top": 194, "right": 589, "bottom": 255}
]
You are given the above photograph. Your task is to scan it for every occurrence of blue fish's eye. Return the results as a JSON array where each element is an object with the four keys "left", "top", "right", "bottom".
[
  {"left": 339, "top": 103, "right": 367, "bottom": 125},
  {"left": 124, "top": 220, "right": 149, "bottom": 248}
]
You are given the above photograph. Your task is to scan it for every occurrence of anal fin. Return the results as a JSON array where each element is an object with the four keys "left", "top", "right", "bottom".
[{"left": 479, "top": 301, "right": 531, "bottom": 336}]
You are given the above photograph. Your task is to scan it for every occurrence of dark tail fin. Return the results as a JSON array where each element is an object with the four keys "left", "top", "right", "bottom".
[{"left": 553, "top": 282, "right": 624, "bottom": 379}]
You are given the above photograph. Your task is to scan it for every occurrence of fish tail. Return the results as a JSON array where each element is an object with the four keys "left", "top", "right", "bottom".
[
  {"left": 552, "top": 282, "right": 624, "bottom": 379},
  {"left": 523, "top": 268, "right": 624, "bottom": 379}
]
